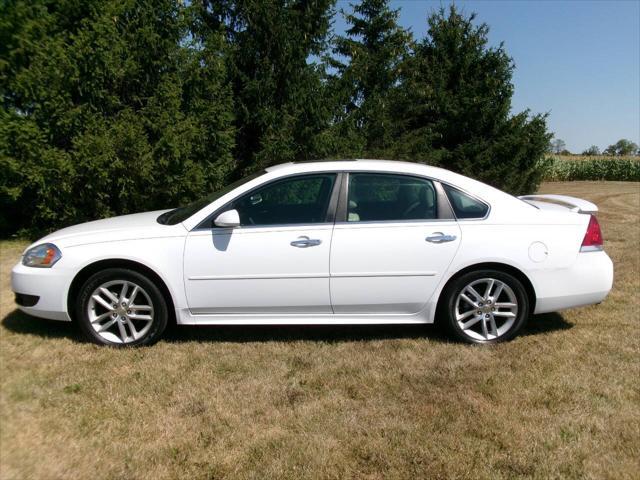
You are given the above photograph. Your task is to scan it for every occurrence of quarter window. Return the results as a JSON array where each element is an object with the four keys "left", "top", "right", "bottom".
[
  {"left": 347, "top": 173, "right": 438, "bottom": 222},
  {"left": 232, "top": 174, "right": 336, "bottom": 226},
  {"left": 442, "top": 184, "right": 489, "bottom": 219}
]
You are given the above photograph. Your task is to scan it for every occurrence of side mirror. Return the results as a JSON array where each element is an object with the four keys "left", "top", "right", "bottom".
[{"left": 214, "top": 209, "right": 240, "bottom": 228}]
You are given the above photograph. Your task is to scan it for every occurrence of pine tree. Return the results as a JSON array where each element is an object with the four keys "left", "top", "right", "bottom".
[
  {"left": 392, "top": 6, "right": 550, "bottom": 194},
  {"left": 0, "top": 0, "right": 236, "bottom": 235},
  {"left": 329, "top": 0, "right": 411, "bottom": 157},
  {"left": 198, "top": 0, "right": 335, "bottom": 176},
  {"left": 0, "top": 1, "right": 554, "bottom": 236}
]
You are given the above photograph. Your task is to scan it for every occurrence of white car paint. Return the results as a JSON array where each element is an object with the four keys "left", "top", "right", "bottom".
[
  {"left": 518, "top": 194, "right": 598, "bottom": 213},
  {"left": 184, "top": 224, "right": 334, "bottom": 314},
  {"left": 329, "top": 219, "right": 461, "bottom": 314},
  {"left": 11, "top": 160, "right": 613, "bottom": 328}
]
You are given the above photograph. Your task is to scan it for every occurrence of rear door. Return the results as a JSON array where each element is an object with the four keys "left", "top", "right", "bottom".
[{"left": 329, "top": 173, "right": 462, "bottom": 314}]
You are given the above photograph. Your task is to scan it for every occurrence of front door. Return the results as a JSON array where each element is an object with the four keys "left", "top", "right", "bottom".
[
  {"left": 184, "top": 173, "right": 339, "bottom": 315},
  {"left": 330, "top": 172, "right": 461, "bottom": 314}
]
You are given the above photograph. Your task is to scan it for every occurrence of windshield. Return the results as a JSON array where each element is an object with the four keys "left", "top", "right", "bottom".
[{"left": 157, "top": 170, "right": 266, "bottom": 225}]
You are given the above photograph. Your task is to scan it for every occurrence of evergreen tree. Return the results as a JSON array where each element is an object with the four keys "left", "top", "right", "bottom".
[
  {"left": 329, "top": 0, "right": 411, "bottom": 157},
  {"left": 392, "top": 6, "right": 550, "bottom": 194},
  {"left": 0, "top": 1, "right": 554, "bottom": 236},
  {"left": 198, "top": 0, "right": 335, "bottom": 176},
  {"left": 0, "top": 0, "right": 235, "bottom": 235}
]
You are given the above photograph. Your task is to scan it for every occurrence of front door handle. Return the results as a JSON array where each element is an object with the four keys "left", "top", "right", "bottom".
[
  {"left": 426, "top": 232, "right": 457, "bottom": 243},
  {"left": 290, "top": 236, "right": 322, "bottom": 248}
]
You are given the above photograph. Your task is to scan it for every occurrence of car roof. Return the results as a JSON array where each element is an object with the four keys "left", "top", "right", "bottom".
[
  {"left": 265, "top": 159, "right": 447, "bottom": 176},
  {"left": 264, "top": 159, "right": 479, "bottom": 189}
]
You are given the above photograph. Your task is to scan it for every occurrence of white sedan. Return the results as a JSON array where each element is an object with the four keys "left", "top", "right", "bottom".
[{"left": 11, "top": 160, "right": 613, "bottom": 346}]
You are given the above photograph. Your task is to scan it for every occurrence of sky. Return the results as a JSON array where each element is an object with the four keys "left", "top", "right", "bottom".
[{"left": 332, "top": 0, "right": 640, "bottom": 153}]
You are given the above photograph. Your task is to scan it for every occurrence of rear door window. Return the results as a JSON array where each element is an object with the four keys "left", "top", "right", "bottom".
[
  {"left": 442, "top": 184, "right": 489, "bottom": 219},
  {"left": 347, "top": 173, "right": 438, "bottom": 222}
]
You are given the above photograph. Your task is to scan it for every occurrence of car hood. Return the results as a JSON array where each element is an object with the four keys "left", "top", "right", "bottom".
[{"left": 27, "top": 210, "right": 186, "bottom": 250}]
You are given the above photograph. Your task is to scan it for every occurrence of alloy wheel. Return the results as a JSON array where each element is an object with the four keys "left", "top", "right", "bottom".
[
  {"left": 86, "top": 280, "right": 154, "bottom": 344},
  {"left": 454, "top": 278, "right": 518, "bottom": 341}
]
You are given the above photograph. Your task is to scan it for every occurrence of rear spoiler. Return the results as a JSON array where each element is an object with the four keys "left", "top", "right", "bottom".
[{"left": 518, "top": 194, "right": 598, "bottom": 214}]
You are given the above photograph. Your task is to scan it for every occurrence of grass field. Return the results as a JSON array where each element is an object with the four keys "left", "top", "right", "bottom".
[{"left": 1, "top": 181, "right": 638, "bottom": 480}]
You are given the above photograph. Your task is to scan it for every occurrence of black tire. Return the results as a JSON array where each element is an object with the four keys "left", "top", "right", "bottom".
[
  {"left": 75, "top": 268, "right": 168, "bottom": 347},
  {"left": 441, "top": 269, "right": 529, "bottom": 344}
]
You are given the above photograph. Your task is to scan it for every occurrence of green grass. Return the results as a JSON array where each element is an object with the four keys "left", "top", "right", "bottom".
[{"left": 1, "top": 182, "right": 639, "bottom": 479}]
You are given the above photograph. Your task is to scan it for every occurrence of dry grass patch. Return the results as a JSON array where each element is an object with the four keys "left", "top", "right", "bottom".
[{"left": 1, "top": 182, "right": 639, "bottom": 479}]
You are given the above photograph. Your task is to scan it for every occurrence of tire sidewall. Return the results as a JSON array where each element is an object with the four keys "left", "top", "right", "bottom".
[
  {"left": 76, "top": 268, "right": 168, "bottom": 347},
  {"left": 445, "top": 269, "right": 529, "bottom": 344}
]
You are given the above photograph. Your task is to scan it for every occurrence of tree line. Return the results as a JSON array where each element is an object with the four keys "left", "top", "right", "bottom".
[
  {"left": 549, "top": 138, "right": 639, "bottom": 156},
  {"left": 0, "top": 0, "right": 550, "bottom": 236}
]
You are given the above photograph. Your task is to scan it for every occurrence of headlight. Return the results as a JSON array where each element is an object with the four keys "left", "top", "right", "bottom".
[{"left": 22, "top": 243, "right": 62, "bottom": 268}]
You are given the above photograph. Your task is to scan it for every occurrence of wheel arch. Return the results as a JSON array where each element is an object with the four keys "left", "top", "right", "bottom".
[
  {"left": 66, "top": 259, "right": 176, "bottom": 324},
  {"left": 435, "top": 262, "right": 537, "bottom": 319}
]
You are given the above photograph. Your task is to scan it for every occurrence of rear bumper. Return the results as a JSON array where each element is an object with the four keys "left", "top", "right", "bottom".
[
  {"left": 11, "top": 262, "right": 72, "bottom": 321},
  {"left": 532, "top": 250, "right": 613, "bottom": 314}
]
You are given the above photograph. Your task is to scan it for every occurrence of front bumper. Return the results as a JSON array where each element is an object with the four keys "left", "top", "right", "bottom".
[
  {"left": 532, "top": 250, "right": 614, "bottom": 314},
  {"left": 11, "top": 262, "right": 73, "bottom": 321}
]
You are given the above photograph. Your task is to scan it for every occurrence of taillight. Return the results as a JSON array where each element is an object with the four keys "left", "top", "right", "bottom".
[{"left": 580, "top": 215, "right": 603, "bottom": 252}]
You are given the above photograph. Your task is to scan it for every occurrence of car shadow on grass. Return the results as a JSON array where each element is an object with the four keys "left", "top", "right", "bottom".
[
  {"left": 1, "top": 309, "right": 79, "bottom": 341},
  {"left": 163, "top": 323, "right": 447, "bottom": 344},
  {"left": 521, "top": 312, "right": 574, "bottom": 337},
  {"left": 164, "top": 312, "right": 572, "bottom": 344},
  {"left": 1, "top": 309, "right": 572, "bottom": 344}
]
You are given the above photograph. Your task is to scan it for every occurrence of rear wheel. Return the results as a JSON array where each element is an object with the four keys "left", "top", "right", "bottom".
[
  {"left": 442, "top": 270, "right": 529, "bottom": 344},
  {"left": 76, "top": 268, "right": 168, "bottom": 346}
]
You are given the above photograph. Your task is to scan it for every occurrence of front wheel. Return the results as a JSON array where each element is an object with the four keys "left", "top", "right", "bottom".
[
  {"left": 442, "top": 270, "right": 529, "bottom": 344},
  {"left": 76, "top": 268, "right": 168, "bottom": 347}
]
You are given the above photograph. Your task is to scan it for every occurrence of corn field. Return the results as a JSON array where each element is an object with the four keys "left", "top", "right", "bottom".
[{"left": 543, "top": 156, "right": 640, "bottom": 181}]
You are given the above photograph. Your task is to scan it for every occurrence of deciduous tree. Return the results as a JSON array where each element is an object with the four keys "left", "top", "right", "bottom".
[
  {"left": 549, "top": 138, "right": 567, "bottom": 154},
  {"left": 604, "top": 139, "right": 639, "bottom": 156},
  {"left": 582, "top": 145, "right": 601, "bottom": 156}
]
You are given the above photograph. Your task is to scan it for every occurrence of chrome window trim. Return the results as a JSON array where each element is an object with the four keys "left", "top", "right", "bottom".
[
  {"left": 193, "top": 222, "right": 335, "bottom": 233},
  {"left": 333, "top": 218, "right": 456, "bottom": 226}
]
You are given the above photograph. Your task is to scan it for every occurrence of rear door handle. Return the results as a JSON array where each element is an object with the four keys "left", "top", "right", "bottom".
[
  {"left": 290, "top": 236, "right": 322, "bottom": 248},
  {"left": 426, "top": 232, "right": 457, "bottom": 243}
]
